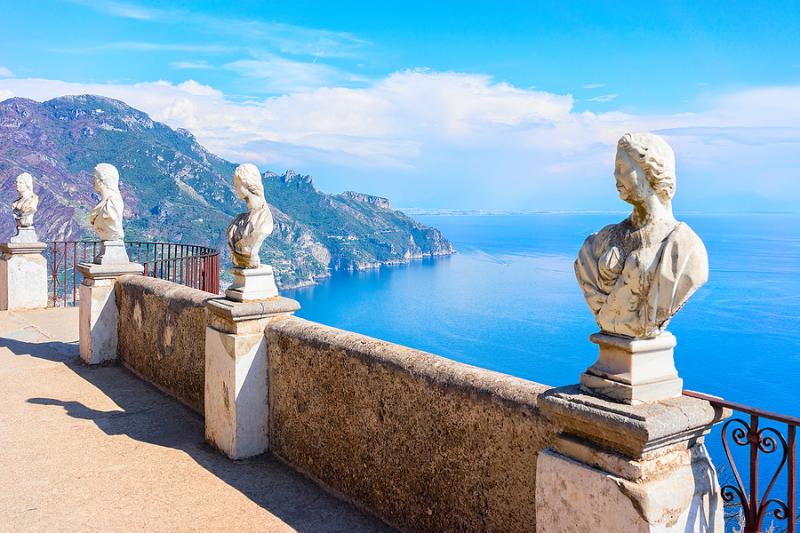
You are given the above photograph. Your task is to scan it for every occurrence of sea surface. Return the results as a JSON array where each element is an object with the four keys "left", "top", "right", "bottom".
[
  {"left": 286, "top": 213, "right": 800, "bottom": 519},
  {"left": 287, "top": 213, "right": 799, "bottom": 415}
]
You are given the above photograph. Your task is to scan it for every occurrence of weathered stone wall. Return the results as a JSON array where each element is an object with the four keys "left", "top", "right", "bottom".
[
  {"left": 115, "top": 275, "right": 211, "bottom": 413},
  {"left": 266, "top": 316, "right": 558, "bottom": 532}
]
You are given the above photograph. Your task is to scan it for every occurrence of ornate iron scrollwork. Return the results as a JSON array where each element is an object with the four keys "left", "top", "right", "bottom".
[{"left": 721, "top": 417, "right": 791, "bottom": 532}]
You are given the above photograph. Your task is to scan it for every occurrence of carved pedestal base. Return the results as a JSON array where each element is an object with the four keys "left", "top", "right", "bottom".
[
  {"left": 580, "top": 332, "right": 682, "bottom": 405},
  {"left": 0, "top": 241, "right": 48, "bottom": 311},
  {"left": 225, "top": 265, "right": 278, "bottom": 302},
  {"left": 10, "top": 226, "right": 39, "bottom": 244},
  {"left": 94, "top": 240, "right": 130, "bottom": 265},
  {"left": 536, "top": 386, "right": 729, "bottom": 532},
  {"left": 77, "top": 262, "right": 143, "bottom": 365},
  {"left": 537, "top": 444, "right": 724, "bottom": 533}
]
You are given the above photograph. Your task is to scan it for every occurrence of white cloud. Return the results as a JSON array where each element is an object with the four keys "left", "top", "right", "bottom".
[
  {"left": 172, "top": 60, "right": 216, "bottom": 70},
  {"left": 1, "top": 73, "right": 798, "bottom": 209},
  {"left": 0, "top": 66, "right": 14, "bottom": 78},
  {"left": 224, "top": 55, "right": 367, "bottom": 94},
  {"left": 586, "top": 94, "right": 618, "bottom": 103},
  {"left": 703, "top": 86, "right": 800, "bottom": 125},
  {"left": 205, "top": 18, "right": 368, "bottom": 59}
]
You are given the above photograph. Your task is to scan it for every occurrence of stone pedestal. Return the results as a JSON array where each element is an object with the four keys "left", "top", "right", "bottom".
[
  {"left": 536, "top": 386, "right": 729, "bottom": 533},
  {"left": 225, "top": 265, "right": 278, "bottom": 302},
  {"left": 580, "top": 331, "right": 683, "bottom": 404},
  {"left": 0, "top": 241, "right": 48, "bottom": 311},
  {"left": 78, "top": 262, "right": 143, "bottom": 365},
  {"left": 10, "top": 226, "right": 39, "bottom": 243},
  {"left": 94, "top": 239, "right": 130, "bottom": 265},
  {"left": 205, "top": 296, "right": 299, "bottom": 459}
]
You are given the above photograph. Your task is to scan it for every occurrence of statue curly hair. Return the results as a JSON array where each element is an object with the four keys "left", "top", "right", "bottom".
[
  {"left": 617, "top": 132, "right": 676, "bottom": 203},
  {"left": 233, "top": 163, "right": 265, "bottom": 203}
]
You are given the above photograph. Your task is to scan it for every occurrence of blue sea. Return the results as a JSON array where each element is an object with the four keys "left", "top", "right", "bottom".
[
  {"left": 287, "top": 213, "right": 799, "bottom": 415},
  {"left": 286, "top": 213, "right": 800, "bottom": 521}
]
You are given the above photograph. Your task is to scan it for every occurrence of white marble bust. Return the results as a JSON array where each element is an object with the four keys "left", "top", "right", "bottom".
[
  {"left": 226, "top": 163, "right": 274, "bottom": 269},
  {"left": 575, "top": 133, "right": 709, "bottom": 338},
  {"left": 12, "top": 172, "right": 38, "bottom": 229},
  {"left": 89, "top": 163, "right": 125, "bottom": 242}
]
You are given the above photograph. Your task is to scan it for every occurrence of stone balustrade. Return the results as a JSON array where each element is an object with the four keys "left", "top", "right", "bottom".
[
  {"left": 266, "top": 316, "right": 557, "bottom": 531},
  {"left": 102, "top": 273, "right": 728, "bottom": 531}
]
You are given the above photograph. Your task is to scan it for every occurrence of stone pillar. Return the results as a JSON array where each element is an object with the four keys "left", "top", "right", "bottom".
[
  {"left": 204, "top": 296, "right": 299, "bottom": 459},
  {"left": 77, "top": 262, "right": 143, "bottom": 365},
  {"left": 535, "top": 386, "right": 730, "bottom": 532},
  {"left": 0, "top": 241, "right": 48, "bottom": 311}
]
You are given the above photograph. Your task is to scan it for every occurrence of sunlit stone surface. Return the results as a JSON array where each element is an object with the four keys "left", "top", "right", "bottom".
[
  {"left": 0, "top": 242, "right": 48, "bottom": 310},
  {"left": 10, "top": 172, "right": 39, "bottom": 243},
  {"left": 536, "top": 386, "right": 727, "bottom": 532},
  {"left": 575, "top": 133, "right": 709, "bottom": 404},
  {"left": 90, "top": 163, "right": 125, "bottom": 241},
  {"left": 79, "top": 163, "right": 142, "bottom": 363},
  {"left": 77, "top": 263, "right": 143, "bottom": 364},
  {"left": 225, "top": 163, "right": 278, "bottom": 301},
  {"left": 204, "top": 297, "right": 299, "bottom": 459},
  {"left": 226, "top": 163, "right": 274, "bottom": 268},
  {"left": 1, "top": 172, "right": 47, "bottom": 310},
  {"left": 575, "top": 132, "right": 708, "bottom": 339},
  {"left": 89, "top": 163, "right": 129, "bottom": 265}
]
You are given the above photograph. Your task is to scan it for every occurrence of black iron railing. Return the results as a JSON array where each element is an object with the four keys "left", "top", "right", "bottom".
[
  {"left": 48, "top": 241, "right": 221, "bottom": 307},
  {"left": 685, "top": 390, "right": 798, "bottom": 533}
]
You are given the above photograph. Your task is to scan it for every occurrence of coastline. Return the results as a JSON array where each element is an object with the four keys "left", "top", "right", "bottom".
[{"left": 278, "top": 248, "right": 456, "bottom": 290}]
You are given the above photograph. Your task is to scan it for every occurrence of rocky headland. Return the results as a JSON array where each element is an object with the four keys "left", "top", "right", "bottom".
[{"left": 0, "top": 94, "right": 454, "bottom": 288}]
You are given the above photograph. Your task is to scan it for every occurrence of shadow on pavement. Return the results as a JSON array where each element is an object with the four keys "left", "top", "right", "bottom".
[{"left": 3, "top": 334, "right": 390, "bottom": 533}]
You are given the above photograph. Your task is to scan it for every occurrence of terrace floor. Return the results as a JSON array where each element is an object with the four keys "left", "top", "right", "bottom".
[{"left": 0, "top": 307, "right": 391, "bottom": 532}]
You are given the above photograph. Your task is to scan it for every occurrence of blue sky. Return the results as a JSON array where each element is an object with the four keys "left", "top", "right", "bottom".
[{"left": 1, "top": 0, "right": 799, "bottom": 210}]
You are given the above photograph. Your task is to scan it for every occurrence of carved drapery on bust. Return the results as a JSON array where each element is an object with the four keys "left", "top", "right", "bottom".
[
  {"left": 226, "top": 163, "right": 274, "bottom": 269},
  {"left": 89, "top": 163, "right": 125, "bottom": 241},
  {"left": 12, "top": 172, "right": 38, "bottom": 229},
  {"left": 575, "top": 133, "right": 708, "bottom": 338}
]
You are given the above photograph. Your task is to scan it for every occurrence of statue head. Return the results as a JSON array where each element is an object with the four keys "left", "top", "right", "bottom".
[
  {"left": 233, "top": 163, "right": 265, "bottom": 204},
  {"left": 15, "top": 172, "right": 33, "bottom": 195},
  {"left": 93, "top": 163, "right": 120, "bottom": 195},
  {"left": 614, "top": 133, "right": 676, "bottom": 206}
]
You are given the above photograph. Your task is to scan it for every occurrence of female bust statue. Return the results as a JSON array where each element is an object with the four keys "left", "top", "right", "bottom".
[
  {"left": 574, "top": 133, "right": 708, "bottom": 338},
  {"left": 226, "top": 163, "right": 273, "bottom": 268},
  {"left": 12, "top": 172, "right": 38, "bottom": 229},
  {"left": 89, "top": 163, "right": 125, "bottom": 241}
]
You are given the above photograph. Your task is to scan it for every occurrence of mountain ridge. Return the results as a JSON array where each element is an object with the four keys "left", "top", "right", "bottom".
[{"left": 0, "top": 94, "right": 454, "bottom": 288}]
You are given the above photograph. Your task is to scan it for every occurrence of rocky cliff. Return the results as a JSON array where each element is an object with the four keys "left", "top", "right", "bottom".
[{"left": 0, "top": 95, "right": 454, "bottom": 288}]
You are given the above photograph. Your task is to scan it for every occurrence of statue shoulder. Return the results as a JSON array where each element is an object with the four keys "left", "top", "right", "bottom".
[
  {"left": 671, "top": 222, "right": 707, "bottom": 254},
  {"left": 664, "top": 222, "right": 709, "bottom": 286},
  {"left": 249, "top": 206, "right": 274, "bottom": 230}
]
